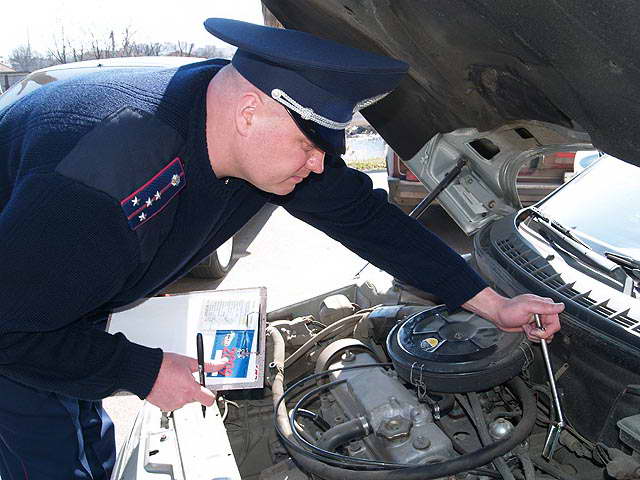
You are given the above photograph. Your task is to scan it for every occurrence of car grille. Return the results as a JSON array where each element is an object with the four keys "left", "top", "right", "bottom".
[{"left": 496, "top": 238, "right": 640, "bottom": 336}]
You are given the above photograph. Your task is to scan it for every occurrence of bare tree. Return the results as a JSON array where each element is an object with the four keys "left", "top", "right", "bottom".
[
  {"left": 175, "top": 40, "right": 194, "bottom": 56},
  {"left": 120, "top": 27, "right": 135, "bottom": 57},
  {"left": 71, "top": 44, "right": 85, "bottom": 63},
  {"left": 9, "top": 44, "right": 36, "bottom": 71},
  {"left": 193, "top": 45, "right": 225, "bottom": 59},
  {"left": 48, "top": 25, "right": 68, "bottom": 64},
  {"left": 133, "top": 42, "right": 164, "bottom": 56},
  {"left": 89, "top": 31, "right": 104, "bottom": 59},
  {"left": 89, "top": 35, "right": 100, "bottom": 59},
  {"left": 10, "top": 23, "right": 222, "bottom": 67},
  {"left": 108, "top": 30, "right": 116, "bottom": 58},
  {"left": 9, "top": 44, "right": 52, "bottom": 71}
]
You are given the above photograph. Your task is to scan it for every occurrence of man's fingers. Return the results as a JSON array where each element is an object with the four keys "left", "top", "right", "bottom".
[
  {"left": 540, "top": 316, "right": 561, "bottom": 335},
  {"left": 534, "top": 300, "right": 565, "bottom": 314},
  {"left": 205, "top": 357, "right": 229, "bottom": 373},
  {"left": 524, "top": 323, "right": 555, "bottom": 342},
  {"left": 196, "top": 385, "right": 216, "bottom": 407},
  {"left": 187, "top": 356, "right": 229, "bottom": 373}
]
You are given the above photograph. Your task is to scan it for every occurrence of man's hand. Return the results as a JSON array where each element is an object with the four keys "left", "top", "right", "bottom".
[
  {"left": 462, "top": 287, "right": 564, "bottom": 341},
  {"left": 146, "top": 352, "right": 228, "bottom": 412}
]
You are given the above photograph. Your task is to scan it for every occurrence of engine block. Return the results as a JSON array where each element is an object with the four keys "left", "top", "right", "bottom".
[{"left": 322, "top": 349, "right": 456, "bottom": 465}]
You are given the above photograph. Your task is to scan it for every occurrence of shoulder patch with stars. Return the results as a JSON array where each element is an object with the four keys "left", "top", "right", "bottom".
[{"left": 120, "top": 157, "right": 186, "bottom": 230}]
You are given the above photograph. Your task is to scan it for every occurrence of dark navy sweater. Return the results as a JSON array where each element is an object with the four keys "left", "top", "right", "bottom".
[{"left": 0, "top": 59, "right": 487, "bottom": 400}]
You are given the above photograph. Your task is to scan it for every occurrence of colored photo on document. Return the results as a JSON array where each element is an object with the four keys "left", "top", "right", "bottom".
[{"left": 209, "top": 329, "right": 254, "bottom": 378}]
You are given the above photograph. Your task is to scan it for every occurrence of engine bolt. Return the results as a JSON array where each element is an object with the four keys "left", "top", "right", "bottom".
[
  {"left": 489, "top": 418, "right": 515, "bottom": 440},
  {"left": 412, "top": 435, "right": 431, "bottom": 450},
  {"left": 341, "top": 350, "right": 355, "bottom": 362}
]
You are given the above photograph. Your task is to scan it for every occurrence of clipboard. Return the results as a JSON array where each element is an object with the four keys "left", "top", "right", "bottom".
[{"left": 107, "top": 287, "right": 267, "bottom": 391}]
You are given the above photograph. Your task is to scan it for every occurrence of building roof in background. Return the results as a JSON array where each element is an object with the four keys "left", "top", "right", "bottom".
[{"left": 0, "top": 63, "right": 16, "bottom": 73}]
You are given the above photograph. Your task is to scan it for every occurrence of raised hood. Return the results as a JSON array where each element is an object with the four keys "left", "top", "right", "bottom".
[{"left": 262, "top": 1, "right": 640, "bottom": 167}]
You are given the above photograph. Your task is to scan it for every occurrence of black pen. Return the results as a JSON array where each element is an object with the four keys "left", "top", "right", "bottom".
[{"left": 196, "top": 332, "right": 206, "bottom": 418}]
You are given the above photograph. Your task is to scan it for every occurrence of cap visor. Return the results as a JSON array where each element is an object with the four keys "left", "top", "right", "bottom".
[{"left": 285, "top": 108, "right": 346, "bottom": 157}]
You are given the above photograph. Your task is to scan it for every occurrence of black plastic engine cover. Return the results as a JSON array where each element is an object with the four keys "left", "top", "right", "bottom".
[{"left": 387, "top": 306, "right": 528, "bottom": 392}]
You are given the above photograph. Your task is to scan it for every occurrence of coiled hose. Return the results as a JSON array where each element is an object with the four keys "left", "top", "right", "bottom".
[{"left": 268, "top": 325, "right": 537, "bottom": 480}]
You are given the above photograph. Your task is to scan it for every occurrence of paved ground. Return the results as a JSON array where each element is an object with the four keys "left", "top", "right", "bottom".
[{"left": 103, "top": 170, "right": 473, "bottom": 456}]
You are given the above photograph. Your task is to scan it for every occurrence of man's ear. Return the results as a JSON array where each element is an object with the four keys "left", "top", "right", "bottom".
[{"left": 235, "top": 92, "right": 261, "bottom": 137}]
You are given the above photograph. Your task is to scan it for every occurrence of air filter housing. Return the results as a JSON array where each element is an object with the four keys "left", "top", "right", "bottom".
[{"left": 387, "top": 306, "right": 528, "bottom": 393}]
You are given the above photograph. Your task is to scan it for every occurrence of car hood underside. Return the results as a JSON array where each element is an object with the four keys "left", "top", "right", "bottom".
[{"left": 263, "top": 0, "right": 640, "bottom": 166}]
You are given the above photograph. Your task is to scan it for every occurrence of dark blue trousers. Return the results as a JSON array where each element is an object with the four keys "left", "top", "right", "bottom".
[{"left": 0, "top": 375, "right": 115, "bottom": 480}]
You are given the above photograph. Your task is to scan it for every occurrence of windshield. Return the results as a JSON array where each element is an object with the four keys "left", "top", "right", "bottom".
[{"left": 538, "top": 155, "right": 640, "bottom": 259}]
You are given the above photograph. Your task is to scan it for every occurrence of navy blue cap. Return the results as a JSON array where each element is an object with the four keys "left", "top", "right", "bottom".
[{"left": 203, "top": 18, "right": 409, "bottom": 156}]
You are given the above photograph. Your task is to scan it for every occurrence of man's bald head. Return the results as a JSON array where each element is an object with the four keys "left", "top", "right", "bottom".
[{"left": 209, "top": 65, "right": 281, "bottom": 116}]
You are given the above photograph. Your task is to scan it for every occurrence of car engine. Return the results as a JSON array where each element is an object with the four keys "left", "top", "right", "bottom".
[{"left": 214, "top": 287, "right": 640, "bottom": 480}]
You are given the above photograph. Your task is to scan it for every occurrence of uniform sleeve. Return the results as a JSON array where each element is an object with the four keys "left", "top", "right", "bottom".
[
  {"left": 0, "top": 173, "right": 163, "bottom": 400},
  {"left": 275, "top": 157, "right": 487, "bottom": 310}
]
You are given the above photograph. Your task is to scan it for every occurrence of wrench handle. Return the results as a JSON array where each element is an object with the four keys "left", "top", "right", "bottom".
[{"left": 534, "top": 314, "right": 564, "bottom": 426}]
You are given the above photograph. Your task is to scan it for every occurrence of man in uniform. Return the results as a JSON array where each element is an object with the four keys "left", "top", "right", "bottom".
[{"left": 0, "top": 18, "right": 563, "bottom": 479}]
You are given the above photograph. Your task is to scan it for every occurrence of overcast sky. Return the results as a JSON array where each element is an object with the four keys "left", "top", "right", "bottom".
[{"left": 1, "top": 0, "right": 264, "bottom": 62}]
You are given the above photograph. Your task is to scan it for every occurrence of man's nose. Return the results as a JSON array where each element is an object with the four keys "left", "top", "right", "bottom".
[{"left": 307, "top": 149, "right": 325, "bottom": 174}]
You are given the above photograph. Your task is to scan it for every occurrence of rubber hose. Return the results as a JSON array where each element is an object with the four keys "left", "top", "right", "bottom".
[
  {"left": 517, "top": 452, "right": 536, "bottom": 480},
  {"left": 468, "top": 392, "right": 516, "bottom": 480},
  {"left": 267, "top": 325, "right": 291, "bottom": 436},
  {"left": 274, "top": 376, "right": 537, "bottom": 479},
  {"left": 531, "top": 456, "right": 576, "bottom": 480},
  {"left": 317, "top": 418, "right": 368, "bottom": 452},
  {"left": 297, "top": 409, "right": 331, "bottom": 432}
]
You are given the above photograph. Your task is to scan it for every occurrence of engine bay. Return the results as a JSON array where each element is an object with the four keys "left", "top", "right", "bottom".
[
  {"left": 113, "top": 280, "right": 640, "bottom": 480},
  {"left": 257, "top": 287, "right": 640, "bottom": 480}
]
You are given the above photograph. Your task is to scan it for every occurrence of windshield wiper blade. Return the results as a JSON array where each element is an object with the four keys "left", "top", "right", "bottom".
[
  {"left": 525, "top": 207, "right": 632, "bottom": 289},
  {"left": 526, "top": 207, "right": 591, "bottom": 249}
]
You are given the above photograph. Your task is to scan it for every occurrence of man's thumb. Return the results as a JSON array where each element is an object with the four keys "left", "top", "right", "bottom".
[{"left": 196, "top": 385, "right": 216, "bottom": 407}]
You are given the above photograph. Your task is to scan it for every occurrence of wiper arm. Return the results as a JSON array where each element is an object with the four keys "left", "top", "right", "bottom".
[
  {"left": 605, "top": 252, "right": 640, "bottom": 285},
  {"left": 605, "top": 252, "right": 640, "bottom": 270},
  {"left": 525, "top": 208, "right": 632, "bottom": 289},
  {"left": 527, "top": 207, "right": 591, "bottom": 249}
]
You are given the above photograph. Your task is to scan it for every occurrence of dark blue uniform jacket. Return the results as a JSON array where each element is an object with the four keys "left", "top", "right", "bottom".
[{"left": 0, "top": 60, "right": 486, "bottom": 400}]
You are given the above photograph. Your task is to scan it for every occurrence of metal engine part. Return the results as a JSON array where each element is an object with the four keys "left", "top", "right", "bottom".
[
  {"left": 316, "top": 340, "right": 456, "bottom": 465},
  {"left": 318, "top": 294, "right": 355, "bottom": 325}
]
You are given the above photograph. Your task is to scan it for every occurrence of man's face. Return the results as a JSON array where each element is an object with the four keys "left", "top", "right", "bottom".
[{"left": 240, "top": 100, "right": 326, "bottom": 195}]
